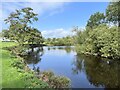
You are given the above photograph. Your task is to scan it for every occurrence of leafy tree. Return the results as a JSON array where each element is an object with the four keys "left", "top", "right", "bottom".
[
  {"left": 3, "top": 7, "right": 42, "bottom": 45},
  {"left": 86, "top": 12, "right": 105, "bottom": 29},
  {"left": 75, "top": 2, "right": 120, "bottom": 59},
  {"left": 25, "top": 28, "right": 43, "bottom": 44},
  {"left": 1, "top": 30, "right": 9, "bottom": 39},
  {"left": 75, "top": 24, "right": 120, "bottom": 59},
  {"left": 106, "top": 1, "right": 120, "bottom": 27},
  {"left": 45, "top": 36, "right": 74, "bottom": 46}
]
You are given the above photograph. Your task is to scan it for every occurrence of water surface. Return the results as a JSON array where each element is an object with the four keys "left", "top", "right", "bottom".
[{"left": 25, "top": 46, "right": 119, "bottom": 88}]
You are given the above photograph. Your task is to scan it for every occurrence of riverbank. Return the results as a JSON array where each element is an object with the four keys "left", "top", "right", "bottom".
[
  {"left": 1, "top": 42, "right": 25, "bottom": 88},
  {"left": 1, "top": 42, "right": 70, "bottom": 88},
  {"left": 75, "top": 44, "right": 120, "bottom": 60},
  {"left": 1, "top": 42, "right": 49, "bottom": 88}
]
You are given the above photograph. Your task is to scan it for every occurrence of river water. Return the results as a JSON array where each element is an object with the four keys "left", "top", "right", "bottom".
[{"left": 25, "top": 46, "right": 119, "bottom": 88}]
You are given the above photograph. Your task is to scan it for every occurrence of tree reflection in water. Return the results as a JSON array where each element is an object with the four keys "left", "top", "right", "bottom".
[
  {"left": 21, "top": 45, "right": 44, "bottom": 70},
  {"left": 47, "top": 46, "right": 73, "bottom": 54},
  {"left": 72, "top": 55, "right": 84, "bottom": 74},
  {"left": 72, "top": 54, "right": 120, "bottom": 88},
  {"left": 25, "top": 47, "right": 43, "bottom": 64}
]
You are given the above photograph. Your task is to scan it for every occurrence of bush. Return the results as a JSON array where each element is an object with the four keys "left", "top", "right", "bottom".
[
  {"left": 40, "top": 71, "right": 71, "bottom": 88},
  {"left": 19, "top": 72, "right": 49, "bottom": 88},
  {"left": 49, "top": 76, "right": 70, "bottom": 88},
  {"left": 75, "top": 25, "right": 120, "bottom": 59},
  {"left": 11, "top": 59, "right": 25, "bottom": 70}
]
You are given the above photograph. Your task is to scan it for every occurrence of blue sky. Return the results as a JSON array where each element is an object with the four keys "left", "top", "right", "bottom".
[{"left": 1, "top": 2, "right": 109, "bottom": 38}]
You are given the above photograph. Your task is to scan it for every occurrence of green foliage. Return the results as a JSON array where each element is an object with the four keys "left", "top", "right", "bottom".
[
  {"left": 40, "top": 71, "right": 71, "bottom": 88},
  {"left": 75, "top": 24, "right": 119, "bottom": 59},
  {"left": 49, "top": 76, "right": 70, "bottom": 88},
  {"left": 1, "top": 29, "right": 10, "bottom": 39},
  {"left": 86, "top": 12, "right": 105, "bottom": 29},
  {"left": 1, "top": 42, "right": 49, "bottom": 88},
  {"left": 22, "top": 72, "right": 49, "bottom": 88},
  {"left": 45, "top": 36, "right": 74, "bottom": 46},
  {"left": 11, "top": 59, "right": 25, "bottom": 70},
  {"left": 25, "top": 28, "right": 44, "bottom": 44},
  {"left": 1, "top": 42, "right": 26, "bottom": 88},
  {"left": 3, "top": 7, "right": 43, "bottom": 45},
  {"left": 106, "top": 1, "right": 120, "bottom": 26},
  {"left": 75, "top": 2, "right": 120, "bottom": 59},
  {"left": 41, "top": 71, "right": 55, "bottom": 78}
]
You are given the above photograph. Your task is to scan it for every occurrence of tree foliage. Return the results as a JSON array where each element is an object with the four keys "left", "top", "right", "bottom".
[
  {"left": 45, "top": 36, "right": 74, "bottom": 46},
  {"left": 25, "top": 28, "right": 43, "bottom": 44},
  {"left": 2, "top": 7, "right": 43, "bottom": 45},
  {"left": 76, "top": 25, "right": 119, "bottom": 59},
  {"left": 106, "top": 1, "right": 120, "bottom": 27},
  {"left": 86, "top": 12, "right": 105, "bottom": 29},
  {"left": 76, "top": 2, "right": 120, "bottom": 59}
]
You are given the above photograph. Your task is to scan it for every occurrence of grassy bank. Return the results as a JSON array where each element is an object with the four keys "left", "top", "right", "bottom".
[
  {"left": 1, "top": 42, "right": 25, "bottom": 88},
  {"left": 1, "top": 42, "right": 48, "bottom": 88}
]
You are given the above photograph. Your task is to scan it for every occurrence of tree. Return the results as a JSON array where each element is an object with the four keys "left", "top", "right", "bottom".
[
  {"left": 106, "top": 1, "right": 120, "bottom": 27},
  {"left": 4, "top": 7, "right": 42, "bottom": 44},
  {"left": 1, "top": 30, "right": 9, "bottom": 39},
  {"left": 86, "top": 12, "right": 105, "bottom": 29},
  {"left": 76, "top": 24, "right": 120, "bottom": 59},
  {"left": 25, "top": 28, "right": 44, "bottom": 44}
]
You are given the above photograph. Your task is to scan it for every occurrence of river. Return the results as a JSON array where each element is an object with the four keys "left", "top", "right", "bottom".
[{"left": 25, "top": 46, "right": 119, "bottom": 88}]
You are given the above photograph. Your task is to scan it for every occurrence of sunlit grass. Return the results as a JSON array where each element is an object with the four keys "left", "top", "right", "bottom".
[{"left": 0, "top": 41, "right": 26, "bottom": 88}]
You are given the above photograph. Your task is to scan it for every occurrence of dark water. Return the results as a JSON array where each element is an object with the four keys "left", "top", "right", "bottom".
[{"left": 25, "top": 46, "right": 119, "bottom": 88}]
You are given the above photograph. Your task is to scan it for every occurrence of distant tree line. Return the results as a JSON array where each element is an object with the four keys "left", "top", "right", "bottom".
[{"left": 44, "top": 36, "right": 75, "bottom": 46}]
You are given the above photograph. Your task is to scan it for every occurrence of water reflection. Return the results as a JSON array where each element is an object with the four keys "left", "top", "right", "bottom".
[
  {"left": 15, "top": 45, "right": 44, "bottom": 70},
  {"left": 47, "top": 46, "right": 74, "bottom": 54},
  {"left": 19, "top": 46, "right": 119, "bottom": 88},
  {"left": 24, "top": 46, "right": 44, "bottom": 64},
  {"left": 73, "top": 54, "right": 120, "bottom": 88}
]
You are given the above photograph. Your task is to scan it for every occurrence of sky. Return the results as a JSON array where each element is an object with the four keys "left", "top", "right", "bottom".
[{"left": 1, "top": 1, "right": 109, "bottom": 38}]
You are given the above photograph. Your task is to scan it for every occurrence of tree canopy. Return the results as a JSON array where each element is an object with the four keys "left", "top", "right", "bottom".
[
  {"left": 75, "top": 2, "right": 120, "bottom": 59},
  {"left": 86, "top": 12, "right": 105, "bottom": 29},
  {"left": 106, "top": 1, "right": 120, "bottom": 27},
  {"left": 2, "top": 7, "right": 43, "bottom": 45}
]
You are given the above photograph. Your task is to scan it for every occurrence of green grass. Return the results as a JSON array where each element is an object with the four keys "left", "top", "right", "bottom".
[
  {"left": 1, "top": 41, "right": 49, "bottom": 88},
  {"left": 0, "top": 41, "right": 26, "bottom": 88}
]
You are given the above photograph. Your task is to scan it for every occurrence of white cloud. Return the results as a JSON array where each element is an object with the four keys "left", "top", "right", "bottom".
[
  {"left": 41, "top": 28, "right": 75, "bottom": 38},
  {"left": 2, "top": 2, "right": 65, "bottom": 20},
  {"left": 1, "top": 2, "right": 66, "bottom": 32},
  {"left": 24, "top": 2, "right": 65, "bottom": 16}
]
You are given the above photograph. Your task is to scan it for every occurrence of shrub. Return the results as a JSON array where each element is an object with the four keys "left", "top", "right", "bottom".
[
  {"left": 75, "top": 25, "right": 120, "bottom": 59},
  {"left": 40, "top": 71, "right": 71, "bottom": 88}
]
